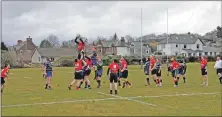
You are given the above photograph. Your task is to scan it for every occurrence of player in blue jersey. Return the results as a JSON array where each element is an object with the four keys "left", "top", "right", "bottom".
[
  {"left": 44, "top": 58, "right": 53, "bottom": 90},
  {"left": 178, "top": 59, "right": 187, "bottom": 83},
  {"left": 155, "top": 58, "right": 162, "bottom": 87},
  {"left": 95, "top": 58, "right": 103, "bottom": 88},
  {"left": 91, "top": 51, "right": 98, "bottom": 80},
  {"left": 144, "top": 57, "right": 150, "bottom": 86}
]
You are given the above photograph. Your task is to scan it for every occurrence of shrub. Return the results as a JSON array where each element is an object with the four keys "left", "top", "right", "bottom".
[
  {"left": 60, "top": 60, "right": 74, "bottom": 67},
  {"left": 207, "top": 56, "right": 216, "bottom": 62},
  {"left": 188, "top": 56, "right": 197, "bottom": 62}
]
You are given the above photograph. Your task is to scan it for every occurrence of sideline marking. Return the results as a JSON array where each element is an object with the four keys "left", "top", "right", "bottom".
[{"left": 2, "top": 92, "right": 220, "bottom": 108}]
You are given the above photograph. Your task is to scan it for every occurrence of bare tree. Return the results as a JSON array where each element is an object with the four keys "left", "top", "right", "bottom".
[
  {"left": 39, "top": 39, "right": 53, "bottom": 48},
  {"left": 46, "top": 34, "right": 60, "bottom": 48}
]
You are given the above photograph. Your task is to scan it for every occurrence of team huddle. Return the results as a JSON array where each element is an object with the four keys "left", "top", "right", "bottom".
[{"left": 1, "top": 34, "right": 222, "bottom": 94}]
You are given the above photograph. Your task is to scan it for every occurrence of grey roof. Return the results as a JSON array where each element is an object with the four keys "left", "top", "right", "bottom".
[
  {"left": 100, "top": 40, "right": 117, "bottom": 47},
  {"left": 203, "top": 46, "right": 222, "bottom": 52},
  {"left": 37, "top": 48, "right": 78, "bottom": 57},
  {"left": 182, "top": 49, "right": 202, "bottom": 53},
  {"left": 159, "top": 34, "right": 203, "bottom": 44}
]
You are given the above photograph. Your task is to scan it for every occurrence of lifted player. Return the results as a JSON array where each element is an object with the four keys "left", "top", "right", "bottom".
[
  {"left": 107, "top": 59, "right": 119, "bottom": 95},
  {"left": 75, "top": 34, "right": 85, "bottom": 58}
]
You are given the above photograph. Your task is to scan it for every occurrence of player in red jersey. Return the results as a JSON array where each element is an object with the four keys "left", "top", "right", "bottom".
[
  {"left": 120, "top": 57, "right": 132, "bottom": 88},
  {"left": 150, "top": 55, "right": 159, "bottom": 86},
  {"left": 68, "top": 53, "right": 86, "bottom": 90},
  {"left": 75, "top": 34, "right": 85, "bottom": 59},
  {"left": 1, "top": 64, "right": 10, "bottom": 93},
  {"left": 170, "top": 57, "right": 181, "bottom": 87},
  {"left": 81, "top": 55, "right": 92, "bottom": 89},
  {"left": 107, "top": 59, "right": 119, "bottom": 94},
  {"left": 200, "top": 56, "right": 208, "bottom": 86}
]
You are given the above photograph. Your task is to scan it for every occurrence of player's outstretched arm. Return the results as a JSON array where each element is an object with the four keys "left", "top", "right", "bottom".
[{"left": 75, "top": 36, "right": 79, "bottom": 44}]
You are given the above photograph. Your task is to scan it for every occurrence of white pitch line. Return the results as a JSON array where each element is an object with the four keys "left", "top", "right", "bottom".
[
  {"left": 2, "top": 97, "right": 119, "bottom": 108},
  {"left": 2, "top": 92, "right": 220, "bottom": 108},
  {"left": 98, "top": 92, "right": 157, "bottom": 107},
  {"left": 127, "top": 92, "right": 221, "bottom": 99}
]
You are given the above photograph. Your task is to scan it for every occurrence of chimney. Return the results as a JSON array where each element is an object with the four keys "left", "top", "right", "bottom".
[
  {"left": 17, "top": 40, "right": 23, "bottom": 45},
  {"left": 27, "top": 36, "right": 32, "bottom": 42}
]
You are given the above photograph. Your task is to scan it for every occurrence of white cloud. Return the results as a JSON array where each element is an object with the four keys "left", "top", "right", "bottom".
[{"left": 2, "top": 1, "right": 221, "bottom": 46}]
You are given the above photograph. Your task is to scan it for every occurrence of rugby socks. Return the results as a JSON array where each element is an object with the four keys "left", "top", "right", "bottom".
[
  {"left": 146, "top": 78, "right": 150, "bottom": 85},
  {"left": 126, "top": 81, "right": 132, "bottom": 87},
  {"left": 80, "top": 81, "right": 83, "bottom": 88},
  {"left": 97, "top": 80, "right": 101, "bottom": 86},
  {"left": 219, "top": 77, "right": 222, "bottom": 84},
  {"left": 122, "top": 81, "right": 126, "bottom": 88},
  {"left": 84, "top": 82, "right": 88, "bottom": 88},
  {"left": 183, "top": 77, "right": 186, "bottom": 83},
  {"left": 114, "top": 83, "right": 118, "bottom": 94},
  {"left": 94, "top": 71, "right": 97, "bottom": 79},
  {"left": 115, "top": 90, "right": 118, "bottom": 95},
  {"left": 118, "top": 80, "right": 121, "bottom": 86},
  {"left": 45, "top": 84, "right": 48, "bottom": 89}
]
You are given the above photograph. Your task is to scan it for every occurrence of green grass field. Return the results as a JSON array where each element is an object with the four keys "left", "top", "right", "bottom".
[{"left": 1, "top": 63, "right": 222, "bottom": 116}]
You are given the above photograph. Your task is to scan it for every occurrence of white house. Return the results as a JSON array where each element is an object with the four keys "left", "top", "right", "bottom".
[
  {"left": 129, "top": 41, "right": 151, "bottom": 57},
  {"left": 157, "top": 34, "right": 204, "bottom": 57},
  {"left": 202, "top": 46, "right": 222, "bottom": 56},
  {"left": 115, "top": 37, "right": 131, "bottom": 56},
  {"left": 31, "top": 48, "right": 77, "bottom": 63}
]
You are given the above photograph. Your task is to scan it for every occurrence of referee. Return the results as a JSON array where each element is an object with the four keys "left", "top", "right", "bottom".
[{"left": 214, "top": 56, "right": 222, "bottom": 84}]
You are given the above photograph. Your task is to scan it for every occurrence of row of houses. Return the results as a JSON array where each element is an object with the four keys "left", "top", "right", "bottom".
[
  {"left": 7, "top": 34, "right": 222, "bottom": 64},
  {"left": 157, "top": 34, "right": 222, "bottom": 57}
]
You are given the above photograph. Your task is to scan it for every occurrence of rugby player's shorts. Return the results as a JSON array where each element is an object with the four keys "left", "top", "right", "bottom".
[
  {"left": 179, "top": 68, "right": 185, "bottom": 75},
  {"left": 96, "top": 69, "right": 103, "bottom": 77},
  {"left": 110, "top": 73, "right": 118, "bottom": 83},
  {"left": 171, "top": 69, "right": 179, "bottom": 77},
  {"left": 75, "top": 71, "right": 84, "bottom": 80},
  {"left": 1, "top": 77, "right": 5, "bottom": 85},
  {"left": 201, "top": 68, "right": 207, "bottom": 76},
  {"left": 84, "top": 69, "right": 91, "bottom": 76},
  {"left": 216, "top": 68, "right": 222, "bottom": 75},
  {"left": 121, "top": 70, "right": 128, "bottom": 78},
  {"left": 46, "top": 71, "right": 52, "bottom": 78},
  {"left": 144, "top": 68, "right": 149, "bottom": 75},
  {"left": 157, "top": 70, "right": 161, "bottom": 77},
  {"left": 151, "top": 69, "right": 157, "bottom": 75}
]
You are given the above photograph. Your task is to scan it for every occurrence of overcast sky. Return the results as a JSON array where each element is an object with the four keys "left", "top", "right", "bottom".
[{"left": 2, "top": 1, "right": 221, "bottom": 46}]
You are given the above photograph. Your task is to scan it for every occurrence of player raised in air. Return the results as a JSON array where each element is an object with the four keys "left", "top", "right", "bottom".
[
  {"left": 68, "top": 53, "right": 86, "bottom": 90},
  {"left": 214, "top": 56, "right": 222, "bottom": 84},
  {"left": 120, "top": 57, "right": 132, "bottom": 88},
  {"left": 150, "top": 55, "right": 159, "bottom": 86},
  {"left": 144, "top": 57, "right": 150, "bottom": 86},
  {"left": 1, "top": 64, "right": 10, "bottom": 93},
  {"left": 44, "top": 58, "right": 53, "bottom": 90},
  {"left": 178, "top": 59, "right": 187, "bottom": 83},
  {"left": 107, "top": 59, "right": 119, "bottom": 94},
  {"left": 95, "top": 57, "right": 103, "bottom": 88},
  {"left": 170, "top": 57, "right": 180, "bottom": 87},
  {"left": 200, "top": 56, "right": 208, "bottom": 86},
  {"left": 75, "top": 34, "right": 85, "bottom": 58},
  {"left": 82, "top": 55, "right": 92, "bottom": 89},
  {"left": 155, "top": 58, "right": 162, "bottom": 87}
]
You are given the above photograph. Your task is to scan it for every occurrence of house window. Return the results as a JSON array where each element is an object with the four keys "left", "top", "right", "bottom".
[
  {"left": 197, "top": 44, "right": 200, "bottom": 49},
  {"left": 146, "top": 50, "right": 149, "bottom": 54},
  {"left": 199, "top": 53, "right": 202, "bottom": 56},
  {"left": 176, "top": 44, "right": 178, "bottom": 48},
  {"left": 38, "top": 57, "right": 41, "bottom": 62},
  {"left": 188, "top": 53, "right": 192, "bottom": 56},
  {"left": 175, "top": 52, "right": 178, "bottom": 56},
  {"left": 214, "top": 52, "right": 217, "bottom": 56},
  {"left": 184, "top": 44, "right": 187, "bottom": 49},
  {"left": 210, "top": 52, "right": 212, "bottom": 56},
  {"left": 205, "top": 52, "right": 208, "bottom": 56}
]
